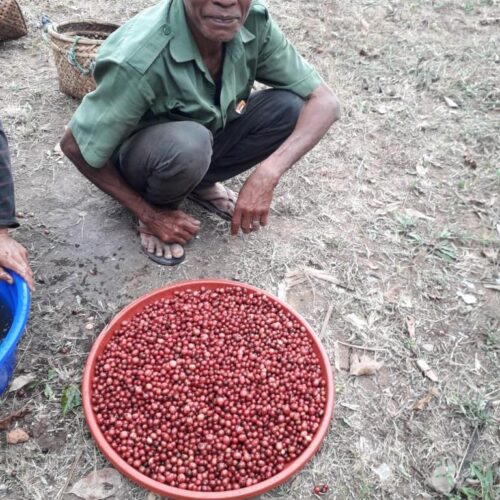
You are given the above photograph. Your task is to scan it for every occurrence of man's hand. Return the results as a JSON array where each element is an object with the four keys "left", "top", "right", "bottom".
[
  {"left": 229, "top": 83, "right": 341, "bottom": 237},
  {"left": 231, "top": 167, "right": 278, "bottom": 235},
  {"left": 141, "top": 207, "right": 200, "bottom": 244},
  {"left": 0, "top": 230, "right": 35, "bottom": 291}
]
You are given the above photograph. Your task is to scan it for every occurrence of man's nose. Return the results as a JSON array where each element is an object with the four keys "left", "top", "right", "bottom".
[{"left": 213, "top": 0, "right": 237, "bottom": 8}]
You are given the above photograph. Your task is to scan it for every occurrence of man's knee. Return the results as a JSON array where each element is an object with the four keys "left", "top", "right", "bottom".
[
  {"left": 251, "top": 90, "right": 304, "bottom": 130},
  {"left": 272, "top": 90, "right": 304, "bottom": 122},
  {"left": 154, "top": 122, "right": 213, "bottom": 182}
]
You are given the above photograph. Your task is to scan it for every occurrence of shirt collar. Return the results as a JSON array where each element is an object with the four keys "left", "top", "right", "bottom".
[{"left": 168, "top": 0, "right": 255, "bottom": 64}]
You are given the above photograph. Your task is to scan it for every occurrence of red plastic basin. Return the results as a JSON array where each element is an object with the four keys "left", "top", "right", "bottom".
[{"left": 82, "top": 279, "right": 335, "bottom": 499}]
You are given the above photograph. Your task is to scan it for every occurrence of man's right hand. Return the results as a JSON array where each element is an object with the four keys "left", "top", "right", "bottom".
[
  {"left": 60, "top": 130, "right": 201, "bottom": 246},
  {"left": 0, "top": 230, "right": 35, "bottom": 291},
  {"left": 141, "top": 207, "right": 200, "bottom": 244}
]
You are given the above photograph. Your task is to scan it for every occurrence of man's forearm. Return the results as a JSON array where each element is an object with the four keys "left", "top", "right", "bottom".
[
  {"left": 60, "top": 129, "right": 150, "bottom": 222},
  {"left": 258, "top": 83, "right": 341, "bottom": 185}
]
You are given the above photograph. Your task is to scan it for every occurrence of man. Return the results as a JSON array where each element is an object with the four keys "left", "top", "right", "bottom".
[
  {"left": 0, "top": 120, "right": 35, "bottom": 290},
  {"left": 61, "top": 0, "right": 340, "bottom": 266}
]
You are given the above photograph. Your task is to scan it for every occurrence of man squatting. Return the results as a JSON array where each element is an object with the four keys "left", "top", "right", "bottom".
[{"left": 61, "top": 0, "right": 341, "bottom": 266}]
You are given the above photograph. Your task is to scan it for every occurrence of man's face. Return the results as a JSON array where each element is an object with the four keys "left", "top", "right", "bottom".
[{"left": 183, "top": 0, "right": 252, "bottom": 43}]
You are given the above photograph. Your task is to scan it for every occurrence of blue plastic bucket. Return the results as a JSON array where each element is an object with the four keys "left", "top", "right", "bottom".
[{"left": 0, "top": 271, "right": 31, "bottom": 395}]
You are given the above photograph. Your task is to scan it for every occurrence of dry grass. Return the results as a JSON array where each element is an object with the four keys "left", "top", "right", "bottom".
[{"left": 1, "top": 0, "right": 499, "bottom": 499}]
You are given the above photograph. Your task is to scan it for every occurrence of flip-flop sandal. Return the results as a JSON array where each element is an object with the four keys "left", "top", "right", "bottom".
[
  {"left": 187, "top": 186, "right": 235, "bottom": 221},
  {"left": 142, "top": 248, "right": 185, "bottom": 266},
  {"left": 138, "top": 226, "right": 186, "bottom": 266}
]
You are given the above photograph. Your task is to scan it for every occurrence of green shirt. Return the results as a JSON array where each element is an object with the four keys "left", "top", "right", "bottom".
[{"left": 69, "top": 0, "right": 322, "bottom": 168}]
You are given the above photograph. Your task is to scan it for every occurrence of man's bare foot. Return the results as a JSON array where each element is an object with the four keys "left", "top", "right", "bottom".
[
  {"left": 189, "top": 183, "right": 237, "bottom": 220},
  {"left": 138, "top": 221, "right": 185, "bottom": 264}
]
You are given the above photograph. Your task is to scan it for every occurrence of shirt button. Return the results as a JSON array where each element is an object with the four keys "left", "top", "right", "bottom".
[{"left": 162, "top": 25, "right": 171, "bottom": 36}]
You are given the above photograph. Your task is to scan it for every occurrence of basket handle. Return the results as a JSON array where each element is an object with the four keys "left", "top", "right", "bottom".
[{"left": 67, "top": 37, "right": 96, "bottom": 76}]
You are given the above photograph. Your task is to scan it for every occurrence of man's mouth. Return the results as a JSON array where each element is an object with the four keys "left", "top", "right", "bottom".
[{"left": 205, "top": 16, "right": 239, "bottom": 26}]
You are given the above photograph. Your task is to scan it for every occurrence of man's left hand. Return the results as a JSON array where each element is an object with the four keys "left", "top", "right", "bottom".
[{"left": 231, "top": 167, "right": 278, "bottom": 236}]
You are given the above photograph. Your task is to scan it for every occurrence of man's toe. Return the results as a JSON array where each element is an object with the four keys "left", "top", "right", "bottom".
[
  {"left": 147, "top": 238, "right": 156, "bottom": 254},
  {"left": 160, "top": 243, "right": 172, "bottom": 259},
  {"left": 171, "top": 244, "right": 184, "bottom": 259}
]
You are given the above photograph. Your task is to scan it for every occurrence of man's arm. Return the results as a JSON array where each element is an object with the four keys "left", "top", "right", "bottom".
[
  {"left": 60, "top": 129, "right": 200, "bottom": 244},
  {"left": 231, "top": 83, "right": 340, "bottom": 235},
  {"left": 0, "top": 121, "right": 34, "bottom": 290}
]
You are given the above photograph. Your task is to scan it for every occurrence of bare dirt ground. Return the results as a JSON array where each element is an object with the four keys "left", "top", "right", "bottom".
[{"left": 1, "top": 0, "right": 499, "bottom": 499}]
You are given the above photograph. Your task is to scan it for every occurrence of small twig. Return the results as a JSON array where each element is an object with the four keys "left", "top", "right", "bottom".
[
  {"left": 336, "top": 340, "right": 388, "bottom": 352},
  {"left": 454, "top": 401, "right": 492, "bottom": 489},
  {"left": 455, "top": 426, "right": 479, "bottom": 485},
  {"left": 55, "top": 449, "right": 83, "bottom": 500},
  {"left": 320, "top": 302, "right": 335, "bottom": 337}
]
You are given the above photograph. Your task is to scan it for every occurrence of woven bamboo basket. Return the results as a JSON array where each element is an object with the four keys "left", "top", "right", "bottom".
[
  {"left": 47, "top": 20, "right": 119, "bottom": 100},
  {"left": 0, "top": 0, "right": 28, "bottom": 41}
]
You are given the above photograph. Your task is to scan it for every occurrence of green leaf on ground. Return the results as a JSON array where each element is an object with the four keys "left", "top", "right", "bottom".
[
  {"left": 43, "top": 384, "right": 54, "bottom": 400},
  {"left": 61, "top": 385, "right": 81, "bottom": 416}
]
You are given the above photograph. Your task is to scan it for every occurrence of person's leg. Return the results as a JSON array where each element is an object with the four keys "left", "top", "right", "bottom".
[
  {"left": 189, "top": 90, "right": 303, "bottom": 218},
  {"left": 200, "top": 89, "right": 304, "bottom": 186},
  {"left": 114, "top": 121, "right": 213, "bottom": 208},
  {"left": 113, "top": 121, "right": 212, "bottom": 264}
]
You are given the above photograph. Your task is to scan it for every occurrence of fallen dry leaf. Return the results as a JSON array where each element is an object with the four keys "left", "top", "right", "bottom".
[
  {"left": 0, "top": 409, "right": 30, "bottom": 431},
  {"left": 463, "top": 150, "right": 477, "bottom": 169},
  {"left": 404, "top": 208, "right": 434, "bottom": 221},
  {"left": 70, "top": 468, "right": 122, "bottom": 500},
  {"left": 277, "top": 281, "right": 288, "bottom": 301},
  {"left": 285, "top": 266, "right": 354, "bottom": 292},
  {"left": 416, "top": 359, "right": 439, "bottom": 382},
  {"left": 444, "top": 96, "right": 459, "bottom": 108},
  {"left": 373, "top": 463, "right": 392, "bottom": 482},
  {"left": 405, "top": 315, "right": 416, "bottom": 340},
  {"left": 359, "top": 17, "right": 370, "bottom": 35},
  {"left": 8, "top": 374, "right": 37, "bottom": 393},
  {"left": 350, "top": 353, "right": 383, "bottom": 376},
  {"left": 416, "top": 162, "right": 428, "bottom": 177},
  {"left": 345, "top": 313, "right": 368, "bottom": 330},
  {"left": 413, "top": 387, "right": 439, "bottom": 411},
  {"left": 459, "top": 293, "right": 477, "bottom": 305},
  {"left": 6, "top": 428, "right": 29, "bottom": 444},
  {"left": 374, "top": 104, "right": 387, "bottom": 115},
  {"left": 428, "top": 462, "right": 456, "bottom": 494},
  {"left": 482, "top": 248, "right": 498, "bottom": 263}
]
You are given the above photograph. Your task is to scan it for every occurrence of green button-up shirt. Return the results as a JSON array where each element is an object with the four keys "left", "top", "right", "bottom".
[{"left": 69, "top": 0, "right": 322, "bottom": 168}]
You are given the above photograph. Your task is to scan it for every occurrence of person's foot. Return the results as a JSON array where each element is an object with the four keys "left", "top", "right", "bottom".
[
  {"left": 138, "top": 221, "right": 185, "bottom": 266},
  {"left": 189, "top": 183, "right": 237, "bottom": 220}
]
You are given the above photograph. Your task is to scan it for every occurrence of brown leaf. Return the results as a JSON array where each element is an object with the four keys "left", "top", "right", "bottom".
[
  {"left": 350, "top": 353, "right": 383, "bottom": 376},
  {"left": 6, "top": 428, "right": 30, "bottom": 444},
  {"left": 69, "top": 468, "right": 122, "bottom": 500},
  {"left": 463, "top": 150, "right": 477, "bottom": 169},
  {"left": 8, "top": 374, "right": 36, "bottom": 392},
  {"left": 405, "top": 316, "right": 416, "bottom": 339},
  {"left": 416, "top": 359, "right": 439, "bottom": 382},
  {"left": 413, "top": 387, "right": 439, "bottom": 411},
  {"left": 0, "top": 409, "right": 30, "bottom": 431}
]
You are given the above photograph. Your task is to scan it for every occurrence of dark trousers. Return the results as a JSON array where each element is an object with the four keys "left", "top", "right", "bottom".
[{"left": 113, "top": 90, "right": 304, "bottom": 208}]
